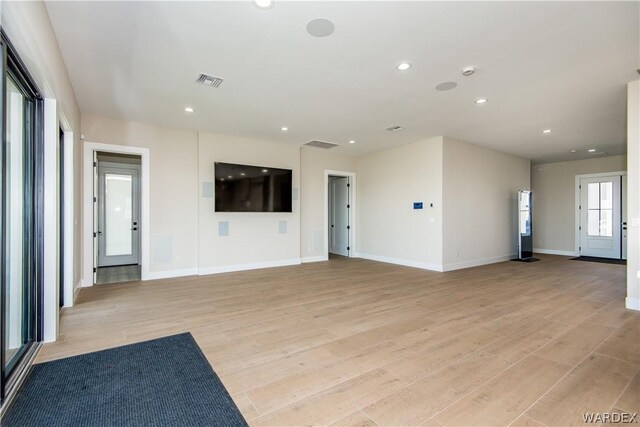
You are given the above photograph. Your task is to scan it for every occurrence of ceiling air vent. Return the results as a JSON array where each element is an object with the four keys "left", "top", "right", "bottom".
[
  {"left": 386, "top": 125, "right": 405, "bottom": 132},
  {"left": 196, "top": 73, "right": 224, "bottom": 88},
  {"left": 304, "top": 140, "right": 339, "bottom": 149}
]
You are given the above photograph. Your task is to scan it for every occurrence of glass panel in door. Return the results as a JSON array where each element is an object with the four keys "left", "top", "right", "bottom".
[
  {"left": 105, "top": 173, "right": 133, "bottom": 256},
  {"left": 3, "top": 75, "right": 32, "bottom": 372}
]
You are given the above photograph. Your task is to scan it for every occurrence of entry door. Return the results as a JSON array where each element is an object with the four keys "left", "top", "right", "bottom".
[
  {"left": 97, "top": 164, "right": 140, "bottom": 267},
  {"left": 579, "top": 176, "right": 621, "bottom": 258},
  {"left": 329, "top": 176, "right": 350, "bottom": 257}
]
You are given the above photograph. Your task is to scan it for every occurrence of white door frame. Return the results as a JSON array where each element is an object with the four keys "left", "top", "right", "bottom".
[
  {"left": 324, "top": 170, "right": 356, "bottom": 260},
  {"left": 574, "top": 171, "right": 627, "bottom": 256},
  {"left": 58, "top": 115, "right": 74, "bottom": 307},
  {"left": 83, "top": 142, "right": 150, "bottom": 286}
]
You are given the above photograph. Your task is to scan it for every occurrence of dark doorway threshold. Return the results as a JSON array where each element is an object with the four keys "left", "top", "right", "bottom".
[{"left": 570, "top": 256, "right": 626, "bottom": 265}]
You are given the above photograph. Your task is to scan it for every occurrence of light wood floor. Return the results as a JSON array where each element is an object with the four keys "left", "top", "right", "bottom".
[{"left": 38, "top": 255, "right": 639, "bottom": 426}]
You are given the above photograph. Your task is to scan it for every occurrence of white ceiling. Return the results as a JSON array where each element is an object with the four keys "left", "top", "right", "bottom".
[{"left": 46, "top": 1, "right": 639, "bottom": 163}]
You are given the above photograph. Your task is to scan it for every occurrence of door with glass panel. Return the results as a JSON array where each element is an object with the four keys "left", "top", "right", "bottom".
[
  {"left": 579, "top": 176, "right": 621, "bottom": 259},
  {"left": 96, "top": 164, "right": 140, "bottom": 267},
  {"left": 1, "top": 33, "right": 43, "bottom": 402}
]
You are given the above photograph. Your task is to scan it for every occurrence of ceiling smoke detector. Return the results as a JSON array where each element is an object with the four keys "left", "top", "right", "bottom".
[
  {"left": 386, "top": 125, "right": 405, "bottom": 132},
  {"left": 462, "top": 66, "right": 476, "bottom": 77},
  {"left": 196, "top": 73, "right": 224, "bottom": 88}
]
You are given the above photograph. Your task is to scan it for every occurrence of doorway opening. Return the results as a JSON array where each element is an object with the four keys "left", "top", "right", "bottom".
[
  {"left": 575, "top": 171, "right": 627, "bottom": 260},
  {"left": 94, "top": 152, "right": 142, "bottom": 284},
  {"left": 83, "top": 142, "right": 149, "bottom": 286},
  {"left": 324, "top": 170, "right": 356, "bottom": 260}
]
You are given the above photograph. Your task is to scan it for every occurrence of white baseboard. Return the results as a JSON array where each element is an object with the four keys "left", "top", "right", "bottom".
[
  {"left": 199, "top": 258, "right": 301, "bottom": 276},
  {"left": 442, "top": 254, "right": 516, "bottom": 272},
  {"left": 626, "top": 297, "right": 640, "bottom": 311},
  {"left": 301, "top": 255, "right": 328, "bottom": 263},
  {"left": 73, "top": 280, "right": 82, "bottom": 303},
  {"left": 355, "top": 252, "right": 444, "bottom": 272},
  {"left": 534, "top": 248, "right": 578, "bottom": 257},
  {"left": 146, "top": 268, "right": 199, "bottom": 280}
]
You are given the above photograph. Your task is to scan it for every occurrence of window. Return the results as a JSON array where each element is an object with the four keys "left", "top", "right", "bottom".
[
  {"left": 1, "top": 30, "right": 44, "bottom": 402},
  {"left": 587, "top": 181, "right": 614, "bottom": 237}
]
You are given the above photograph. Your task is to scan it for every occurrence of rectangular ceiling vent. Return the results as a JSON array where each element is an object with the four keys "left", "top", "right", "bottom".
[
  {"left": 386, "top": 125, "right": 405, "bottom": 132},
  {"left": 304, "top": 140, "right": 339, "bottom": 149},
  {"left": 196, "top": 73, "right": 224, "bottom": 88}
]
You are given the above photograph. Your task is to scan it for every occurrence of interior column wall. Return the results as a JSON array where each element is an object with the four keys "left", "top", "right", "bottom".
[
  {"left": 442, "top": 137, "right": 531, "bottom": 270},
  {"left": 627, "top": 80, "right": 640, "bottom": 311}
]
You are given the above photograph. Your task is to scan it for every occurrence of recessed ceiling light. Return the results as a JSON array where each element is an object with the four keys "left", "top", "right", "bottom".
[
  {"left": 220, "top": 178, "right": 225, "bottom": 181},
  {"left": 184, "top": 107, "right": 195, "bottom": 113},
  {"left": 588, "top": 149, "right": 596, "bottom": 152},
  {"left": 227, "top": 175, "right": 233, "bottom": 179},
  {"left": 240, "top": 173, "right": 246, "bottom": 176},
  {"left": 396, "top": 62, "right": 412, "bottom": 71},
  {"left": 475, "top": 98, "right": 488, "bottom": 104},
  {"left": 541, "top": 129, "right": 553, "bottom": 134},
  {"left": 262, "top": 169, "right": 268, "bottom": 173},
  {"left": 570, "top": 149, "right": 577, "bottom": 153},
  {"left": 281, "top": 126, "right": 289, "bottom": 132},
  {"left": 254, "top": 0, "right": 274, "bottom": 9},
  {"left": 348, "top": 140, "right": 356, "bottom": 144}
]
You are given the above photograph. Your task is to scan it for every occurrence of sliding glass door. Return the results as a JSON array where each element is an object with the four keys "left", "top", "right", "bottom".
[{"left": 0, "top": 31, "right": 43, "bottom": 402}]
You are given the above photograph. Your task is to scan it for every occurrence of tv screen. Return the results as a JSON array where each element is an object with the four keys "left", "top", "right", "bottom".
[{"left": 215, "top": 162, "right": 292, "bottom": 212}]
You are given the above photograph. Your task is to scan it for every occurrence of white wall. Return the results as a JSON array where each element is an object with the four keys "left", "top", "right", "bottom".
[
  {"left": 81, "top": 115, "right": 306, "bottom": 279},
  {"left": 442, "top": 137, "right": 530, "bottom": 270},
  {"left": 81, "top": 114, "right": 200, "bottom": 278},
  {"left": 627, "top": 80, "right": 640, "bottom": 311},
  {"left": 356, "top": 137, "right": 444, "bottom": 270},
  {"left": 198, "top": 132, "right": 301, "bottom": 274},
  {"left": 2, "top": 1, "right": 82, "bottom": 341},
  {"left": 300, "top": 147, "right": 356, "bottom": 262},
  {"left": 531, "top": 155, "right": 627, "bottom": 255}
]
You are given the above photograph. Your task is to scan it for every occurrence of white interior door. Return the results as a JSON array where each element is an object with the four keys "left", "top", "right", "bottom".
[
  {"left": 97, "top": 163, "right": 141, "bottom": 267},
  {"left": 622, "top": 174, "right": 627, "bottom": 260},
  {"left": 579, "top": 176, "right": 621, "bottom": 259},
  {"left": 329, "top": 176, "right": 349, "bottom": 257}
]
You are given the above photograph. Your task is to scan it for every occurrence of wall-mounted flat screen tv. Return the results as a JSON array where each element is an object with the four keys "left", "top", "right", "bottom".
[{"left": 215, "top": 162, "right": 293, "bottom": 212}]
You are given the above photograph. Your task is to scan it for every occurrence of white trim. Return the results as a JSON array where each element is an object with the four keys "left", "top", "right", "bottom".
[
  {"left": 61, "top": 129, "right": 74, "bottom": 308},
  {"left": 43, "top": 99, "right": 58, "bottom": 343},
  {"left": 533, "top": 248, "right": 578, "bottom": 257},
  {"left": 83, "top": 142, "right": 150, "bottom": 286},
  {"left": 574, "top": 171, "right": 627, "bottom": 256},
  {"left": 146, "top": 268, "right": 199, "bottom": 280},
  {"left": 625, "top": 297, "right": 640, "bottom": 311},
  {"left": 324, "top": 169, "right": 357, "bottom": 259},
  {"left": 301, "top": 255, "right": 328, "bottom": 263},
  {"left": 575, "top": 171, "right": 627, "bottom": 180},
  {"left": 198, "top": 258, "right": 301, "bottom": 276},
  {"left": 355, "top": 252, "right": 444, "bottom": 272},
  {"left": 73, "top": 280, "right": 82, "bottom": 304},
  {"left": 442, "top": 254, "right": 516, "bottom": 272}
]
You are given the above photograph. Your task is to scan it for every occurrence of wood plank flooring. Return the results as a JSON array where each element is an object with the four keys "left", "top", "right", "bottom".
[{"left": 38, "top": 255, "right": 639, "bottom": 426}]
